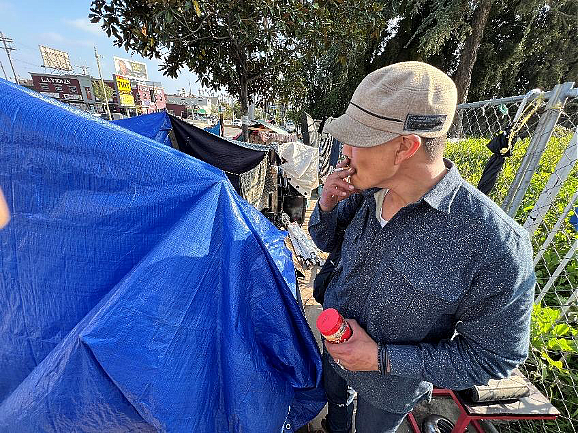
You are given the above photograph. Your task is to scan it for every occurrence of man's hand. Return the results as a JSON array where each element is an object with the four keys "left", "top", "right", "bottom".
[
  {"left": 324, "top": 319, "right": 379, "bottom": 371},
  {"left": 319, "top": 157, "right": 360, "bottom": 212}
]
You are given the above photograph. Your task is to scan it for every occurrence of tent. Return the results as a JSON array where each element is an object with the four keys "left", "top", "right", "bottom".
[
  {"left": 112, "top": 111, "right": 173, "bottom": 147},
  {"left": 169, "top": 115, "right": 267, "bottom": 195},
  {"left": 0, "top": 79, "right": 325, "bottom": 432}
]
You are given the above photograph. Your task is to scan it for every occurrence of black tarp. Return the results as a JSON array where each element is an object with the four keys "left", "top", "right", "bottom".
[
  {"left": 477, "top": 131, "right": 511, "bottom": 195},
  {"left": 169, "top": 115, "right": 266, "bottom": 193}
]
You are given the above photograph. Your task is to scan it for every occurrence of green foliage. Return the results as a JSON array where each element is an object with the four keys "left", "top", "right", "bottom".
[
  {"left": 89, "top": 0, "right": 322, "bottom": 130},
  {"left": 445, "top": 127, "right": 578, "bottom": 433},
  {"left": 470, "top": 0, "right": 578, "bottom": 101},
  {"left": 530, "top": 304, "right": 577, "bottom": 371},
  {"left": 91, "top": 79, "right": 113, "bottom": 102},
  {"left": 294, "top": 0, "right": 578, "bottom": 117},
  {"left": 525, "top": 304, "right": 578, "bottom": 433},
  {"left": 444, "top": 128, "right": 577, "bottom": 225}
]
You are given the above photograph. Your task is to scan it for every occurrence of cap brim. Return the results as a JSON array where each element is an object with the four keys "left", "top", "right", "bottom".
[{"left": 324, "top": 112, "right": 399, "bottom": 147}]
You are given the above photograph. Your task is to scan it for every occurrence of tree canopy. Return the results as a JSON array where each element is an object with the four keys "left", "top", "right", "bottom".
[
  {"left": 89, "top": 0, "right": 577, "bottom": 128},
  {"left": 289, "top": 0, "right": 577, "bottom": 118},
  {"left": 90, "top": 0, "right": 324, "bottom": 139}
]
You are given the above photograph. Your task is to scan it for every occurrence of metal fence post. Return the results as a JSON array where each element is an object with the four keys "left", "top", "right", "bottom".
[
  {"left": 502, "top": 82, "right": 575, "bottom": 217},
  {"left": 523, "top": 130, "right": 578, "bottom": 234}
]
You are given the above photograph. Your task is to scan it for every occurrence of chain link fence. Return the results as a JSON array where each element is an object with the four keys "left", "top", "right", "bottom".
[{"left": 447, "top": 82, "right": 578, "bottom": 433}]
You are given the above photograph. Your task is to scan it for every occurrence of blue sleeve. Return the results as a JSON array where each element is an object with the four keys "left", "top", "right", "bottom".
[
  {"left": 308, "top": 195, "right": 363, "bottom": 252},
  {"left": 387, "top": 233, "right": 536, "bottom": 390}
]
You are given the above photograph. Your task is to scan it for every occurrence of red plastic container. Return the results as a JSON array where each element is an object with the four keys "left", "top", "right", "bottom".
[{"left": 316, "top": 308, "right": 352, "bottom": 343}]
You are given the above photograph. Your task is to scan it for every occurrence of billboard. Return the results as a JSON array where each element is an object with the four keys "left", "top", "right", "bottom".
[
  {"left": 31, "top": 73, "right": 83, "bottom": 102},
  {"left": 114, "top": 75, "right": 135, "bottom": 107},
  {"left": 39, "top": 46, "right": 72, "bottom": 71},
  {"left": 113, "top": 57, "right": 148, "bottom": 81}
]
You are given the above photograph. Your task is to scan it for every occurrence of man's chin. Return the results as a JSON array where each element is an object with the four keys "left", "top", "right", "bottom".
[{"left": 349, "top": 175, "right": 364, "bottom": 191}]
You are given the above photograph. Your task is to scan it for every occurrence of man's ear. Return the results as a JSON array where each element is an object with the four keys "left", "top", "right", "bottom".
[{"left": 394, "top": 135, "right": 421, "bottom": 164}]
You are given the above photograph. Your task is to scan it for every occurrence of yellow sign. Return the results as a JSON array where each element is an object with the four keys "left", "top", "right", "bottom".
[
  {"left": 115, "top": 75, "right": 134, "bottom": 107},
  {"left": 119, "top": 93, "right": 135, "bottom": 107}
]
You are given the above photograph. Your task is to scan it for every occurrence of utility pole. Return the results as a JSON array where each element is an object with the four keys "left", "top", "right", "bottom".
[
  {"left": 94, "top": 46, "right": 111, "bottom": 121},
  {"left": 78, "top": 64, "right": 90, "bottom": 76},
  {"left": 0, "top": 58, "right": 7, "bottom": 80},
  {"left": 0, "top": 32, "right": 18, "bottom": 83}
]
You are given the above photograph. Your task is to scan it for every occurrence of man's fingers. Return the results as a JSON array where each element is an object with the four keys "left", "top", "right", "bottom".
[
  {"left": 336, "top": 157, "right": 350, "bottom": 169},
  {"left": 335, "top": 166, "right": 355, "bottom": 177},
  {"left": 331, "top": 178, "right": 355, "bottom": 193}
]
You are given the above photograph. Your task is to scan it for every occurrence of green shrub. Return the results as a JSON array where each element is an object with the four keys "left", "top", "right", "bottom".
[{"left": 445, "top": 129, "right": 578, "bottom": 433}]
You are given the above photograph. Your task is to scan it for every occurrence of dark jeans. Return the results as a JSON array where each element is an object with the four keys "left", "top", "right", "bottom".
[{"left": 323, "top": 354, "right": 408, "bottom": 433}]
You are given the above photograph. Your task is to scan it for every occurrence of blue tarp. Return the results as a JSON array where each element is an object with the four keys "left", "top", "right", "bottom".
[
  {"left": 113, "top": 111, "right": 173, "bottom": 147},
  {"left": 0, "top": 79, "right": 325, "bottom": 432},
  {"left": 204, "top": 121, "right": 221, "bottom": 136}
]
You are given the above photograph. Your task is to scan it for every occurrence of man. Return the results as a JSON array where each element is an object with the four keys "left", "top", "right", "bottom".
[{"left": 308, "top": 62, "right": 535, "bottom": 433}]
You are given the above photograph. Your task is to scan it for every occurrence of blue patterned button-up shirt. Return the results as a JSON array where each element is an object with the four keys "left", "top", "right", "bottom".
[{"left": 308, "top": 159, "right": 535, "bottom": 414}]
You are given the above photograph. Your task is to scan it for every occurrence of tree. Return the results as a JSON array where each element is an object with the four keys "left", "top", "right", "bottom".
[
  {"left": 92, "top": 79, "right": 113, "bottom": 103},
  {"left": 89, "top": 0, "right": 320, "bottom": 141},
  {"left": 275, "top": 2, "right": 392, "bottom": 119},
  {"left": 469, "top": 0, "right": 578, "bottom": 100},
  {"left": 296, "top": 0, "right": 577, "bottom": 118}
]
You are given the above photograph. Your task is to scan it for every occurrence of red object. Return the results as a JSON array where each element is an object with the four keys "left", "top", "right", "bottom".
[
  {"left": 405, "top": 388, "right": 558, "bottom": 433},
  {"left": 316, "top": 308, "right": 352, "bottom": 343}
]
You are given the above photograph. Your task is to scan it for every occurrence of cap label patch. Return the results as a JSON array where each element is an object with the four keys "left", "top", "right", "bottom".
[{"left": 404, "top": 114, "right": 446, "bottom": 132}]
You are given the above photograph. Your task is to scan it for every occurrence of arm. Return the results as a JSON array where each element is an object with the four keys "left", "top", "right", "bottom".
[
  {"left": 387, "top": 234, "right": 535, "bottom": 389},
  {"left": 308, "top": 194, "right": 363, "bottom": 252},
  {"left": 327, "top": 233, "right": 536, "bottom": 390},
  {"left": 308, "top": 157, "right": 360, "bottom": 252}
]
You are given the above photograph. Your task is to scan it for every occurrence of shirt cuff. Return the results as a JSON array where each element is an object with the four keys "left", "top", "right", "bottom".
[
  {"left": 387, "top": 344, "right": 423, "bottom": 379},
  {"left": 310, "top": 201, "right": 337, "bottom": 227}
]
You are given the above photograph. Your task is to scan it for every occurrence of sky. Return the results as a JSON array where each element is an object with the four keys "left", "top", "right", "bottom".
[{"left": 0, "top": 1, "right": 208, "bottom": 96}]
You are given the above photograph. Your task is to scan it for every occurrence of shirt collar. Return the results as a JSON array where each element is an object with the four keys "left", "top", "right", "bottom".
[{"left": 421, "top": 158, "right": 462, "bottom": 214}]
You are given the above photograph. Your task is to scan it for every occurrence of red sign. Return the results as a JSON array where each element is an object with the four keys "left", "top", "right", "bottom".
[{"left": 31, "top": 74, "right": 82, "bottom": 102}]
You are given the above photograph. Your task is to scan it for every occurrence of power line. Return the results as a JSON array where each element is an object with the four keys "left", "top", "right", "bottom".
[
  {"left": 12, "top": 41, "right": 38, "bottom": 52},
  {"left": 12, "top": 57, "right": 43, "bottom": 68},
  {"left": 0, "top": 31, "right": 18, "bottom": 83}
]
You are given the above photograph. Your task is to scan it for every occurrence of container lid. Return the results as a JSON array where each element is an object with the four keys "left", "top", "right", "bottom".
[{"left": 316, "top": 308, "right": 342, "bottom": 336}]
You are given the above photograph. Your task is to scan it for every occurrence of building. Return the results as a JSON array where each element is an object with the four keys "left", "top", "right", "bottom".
[
  {"left": 131, "top": 80, "right": 166, "bottom": 114},
  {"left": 166, "top": 95, "right": 197, "bottom": 118},
  {"left": 29, "top": 72, "right": 167, "bottom": 118},
  {"left": 30, "top": 72, "right": 98, "bottom": 113},
  {"left": 165, "top": 94, "right": 221, "bottom": 118}
]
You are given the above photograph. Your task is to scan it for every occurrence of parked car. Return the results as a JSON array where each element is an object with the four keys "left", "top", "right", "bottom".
[
  {"left": 284, "top": 120, "right": 295, "bottom": 132},
  {"left": 232, "top": 119, "right": 242, "bottom": 127}
]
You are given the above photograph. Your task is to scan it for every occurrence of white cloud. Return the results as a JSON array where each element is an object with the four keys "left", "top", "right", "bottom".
[
  {"left": 71, "top": 39, "right": 96, "bottom": 48},
  {"left": 39, "top": 32, "right": 66, "bottom": 43},
  {"left": 64, "top": 18, "right": 104, "bottom": 37}
]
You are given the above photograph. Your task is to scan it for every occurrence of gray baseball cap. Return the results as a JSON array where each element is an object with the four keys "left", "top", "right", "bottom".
[{"left": 324, "top": 61, "right": 458, "bottom": 147}]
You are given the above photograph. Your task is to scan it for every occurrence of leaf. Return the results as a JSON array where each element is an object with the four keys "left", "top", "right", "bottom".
[
  {"left": 193, "top": 0, "right": 201, "bottom": 17},
  {"left": 553, "top": 323, "right": 571, "bottom": 337},
  {"left": 547, "top": 338, "right": 577, "bottom": 352},
  {"left": 541, "top": 351, "right": 564, "bottom": 370}
]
